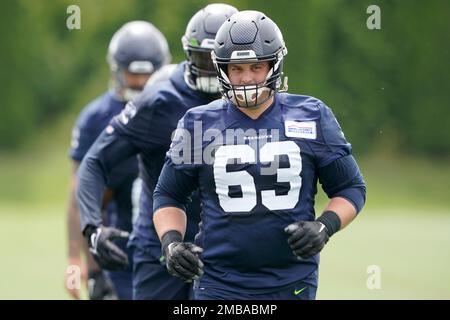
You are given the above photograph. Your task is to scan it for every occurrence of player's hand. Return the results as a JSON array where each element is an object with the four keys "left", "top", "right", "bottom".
[
  {"left": 84, "top": 226, "right": 129, "bottom": 271},
  {"left": 65, "top": 257, "right": 87, "bottom": 300},
  {"left": 164, "top": 242, "right": 204, "bottom": 282},
  {"left": 87, "top": 270, "right": 118, "bottom": 300},
  {"left": 285, "top": 221, "right": 329, "bottom": 259}
]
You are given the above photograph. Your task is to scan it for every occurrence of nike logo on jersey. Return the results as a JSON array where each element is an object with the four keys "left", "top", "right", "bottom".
[
  {"left": 294, "top": 286, "right": 307, "bottom": 295},
  {"left": 284, "top": 121, "right": 316, "bottom": 139}
]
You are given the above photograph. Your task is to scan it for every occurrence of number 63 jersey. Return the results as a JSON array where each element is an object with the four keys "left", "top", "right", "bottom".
[{"left": 155, "top": 92, "right": 364, "bottom": 293}]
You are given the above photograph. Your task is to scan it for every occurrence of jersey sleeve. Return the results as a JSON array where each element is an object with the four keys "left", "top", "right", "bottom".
[
  {"left": 76, "top": 128, "right": 139, "bottom": 231},
  {"left": 153, "top": 158, "right": 199, "bottom": 213},
  {"left": 69, "top": 114, "right": 100, "bottom": 162},
  {"left": 153, "top": 111, "right": 201, "bottom": 213},
  {"left": 313, "top": 103, "right": 352, "bottom": 168},
  {"left": 166, "top": 111, "right": 204, "bottom": 173},
  {"left": 111, "top": 85, "right": 170, "bottom": 152},
  {"left": 318, "top": 154, "right": 367, "bottom": 213}
]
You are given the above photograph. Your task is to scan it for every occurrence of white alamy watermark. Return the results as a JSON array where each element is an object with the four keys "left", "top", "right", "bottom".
[
  {"left": 366, "top": 265, "right": 382, "bottom": 290},
  {"left": 66, "top": 265, "right": 81, "bottom": 290},
  {"left": 66, "top": 5, "right": 81, "bottom": 30},
  {"left": 366, "top": 5, "right": 381, "bottom": 30},
  {"left": 169, "top": 121, "right": 283, "bottom": 175}
]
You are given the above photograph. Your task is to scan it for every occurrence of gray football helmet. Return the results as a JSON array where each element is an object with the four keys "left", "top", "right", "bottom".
[
  {"left": 107, "top": 21, "right": 171, "bottom": 101},
  {"left": 182, "top": 3, "right": 238, "bottom": 95},
  {"left": 212, "top": 11, "right": 288, "bottom": 108}
]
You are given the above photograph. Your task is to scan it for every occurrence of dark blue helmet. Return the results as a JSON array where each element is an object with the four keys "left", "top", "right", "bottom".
[
  {"left": 212, "top": 11, "right": 288, "bottom": 108},
  {"left": 182, "top": 3, "right": 238, "bottom": 95},
  {"left": 107, "top": 21, "right": 171, "bottom": 101}
]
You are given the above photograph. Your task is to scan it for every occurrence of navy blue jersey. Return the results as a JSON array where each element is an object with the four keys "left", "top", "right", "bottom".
[
  {"left": 111, "top": 62, "right": 214, "bottom": 250},
  {"left": 70, "top": 91, "right": 138, "bottom": 233},
  {"left": 155, "top": 93, "right": 365, "bottom": 293},
  {"left": 70, "top": 92, "right": 125, "bottom": 161}
]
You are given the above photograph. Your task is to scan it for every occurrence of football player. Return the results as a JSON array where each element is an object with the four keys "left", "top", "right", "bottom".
[
  {"left": 75, "top": 4, "right": 238, "bottom": 299},
  {"left": 66, "top": 20, "right": 170, "bottom": 300},
  {"left": 153, "top": 10, "right": 367, "bottom": 300}
]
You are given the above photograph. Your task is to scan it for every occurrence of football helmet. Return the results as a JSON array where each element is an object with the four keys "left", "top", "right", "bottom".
[
  {"left": 107, "top": 21, "right": 171, "bottom": 101},
  {"left": 182, "top": 3, "right": 238, "bottom": 95},
  {"left": 212, "top": 11, "right": 288, "bottom": 108}
]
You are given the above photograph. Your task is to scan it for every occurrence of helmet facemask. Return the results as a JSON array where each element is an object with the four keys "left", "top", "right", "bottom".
[
  {"left": 213, "top": 49, "right": 287, "bottom": 108},
  {"left": 183, "top": 38, "right": 220, "bottom": 95},
  {"left": 108, "top": 60, "right": 154, "bottom": 102}
]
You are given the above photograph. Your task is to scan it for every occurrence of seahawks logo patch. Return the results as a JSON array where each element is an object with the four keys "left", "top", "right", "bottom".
[{"left": 284, "top": 120, "right": 316, "bottom": 139}]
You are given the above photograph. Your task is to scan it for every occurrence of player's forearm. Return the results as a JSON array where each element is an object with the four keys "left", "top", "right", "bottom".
[
  {"left": 153, "top": 207, "right": 187, "bottom": 240},
  {"left": 76, "top": 155, "right": 107, "bottom": 232},
  {"left": 76, "top": 129, "right": 139, "bottom": 233},
  {"left": 323, "top": 196, "right": 357, "bottom": 230},
  {"left": 73, "top": 189, "right": 102, "bottom": 272},
  {"left": 67, "top": 196, "right": 83, "bottom": 258},
  {"left": 67, "top": 171, "right": 99, "bottom": 272},
  {"left": 82, "top": 238, "right": 101, "bottom": 272},
  {"left": 67, "top": 162, "right": 83, "bottom": 258}
]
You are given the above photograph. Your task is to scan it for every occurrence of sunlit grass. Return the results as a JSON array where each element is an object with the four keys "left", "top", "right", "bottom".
[
  {"left": 0, "top": 205, "right": 69, "bottom": 299},
  {"left": 1, "top": 204, "right": 448, "bottom": 299},
  {"left": 318, "top": 207, "right": 450, "bottom": 299}
]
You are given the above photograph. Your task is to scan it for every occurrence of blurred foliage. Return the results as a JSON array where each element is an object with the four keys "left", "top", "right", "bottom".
[{"left": 0, "top": 0, "right": 449, "bottom": 155}]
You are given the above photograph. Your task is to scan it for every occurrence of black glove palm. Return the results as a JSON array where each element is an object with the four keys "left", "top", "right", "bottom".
[
  {"left": 164, "top": 242, "right": 204, "bottom": 283},
  {"left": 285, "top": 221, "right": 329, "bottom": 259},
  {"left": 85, "top": 226, "right": 129, "bottom": 271}
]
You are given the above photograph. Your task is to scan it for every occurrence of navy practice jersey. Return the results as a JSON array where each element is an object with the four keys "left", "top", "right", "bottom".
[
  {"left": 70, "top": 91, "right": 138, "bottom": 232},
  {"left": 110, "top": 62, "right": 215, "bottom": 250},
  {"left": 155, "top": 93, "right": 366, "bottom": 293}
]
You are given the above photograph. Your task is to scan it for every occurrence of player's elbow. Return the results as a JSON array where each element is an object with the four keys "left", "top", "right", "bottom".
[
  {"left": 153, "top": 184, "right": 187, "bottom": 213},
  {"left": 333, "top": 183, "right": 366, "bottom": 214}
]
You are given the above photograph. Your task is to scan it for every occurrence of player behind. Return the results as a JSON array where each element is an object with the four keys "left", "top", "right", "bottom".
[
  {"left": 75, "top": 4, "right": 238, "bottom": 299},
  {"left": 66, "top": 21, "right": 170, "bottom": 299}
]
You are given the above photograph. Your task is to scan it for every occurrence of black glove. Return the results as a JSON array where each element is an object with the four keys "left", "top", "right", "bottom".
[
  {"left": 285, "top": 220, "right": 329, "bottom": 259},
  {"left": 161, "top": 230, "right": 204, "bottom": 283},
  {"left": 87, "top": 270, "right": 118, "bottom": 300},
  {"left": 285, "top": 211, "right": 341, "bottom": 259},
  {"left": 84, "top": 225, "right": 129, "bottom": 271}
]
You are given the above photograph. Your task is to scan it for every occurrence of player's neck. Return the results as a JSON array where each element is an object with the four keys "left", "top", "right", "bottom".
[{"left": 236, "top": 96, "right": 275, "bottom": 120}]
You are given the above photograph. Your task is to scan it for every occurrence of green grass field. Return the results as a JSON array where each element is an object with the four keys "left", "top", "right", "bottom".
[
  {"left": 318, "top": 208, "right": 450, "bottom": 299},
  {"left": 1, "top": 205, "right": 68, "bottom": 299},
  {"left": 0, "top": 118, "right": 449, "bottom": 299},
  {"left": 1, "top": 205, "right": 449, "bottom": 299}
]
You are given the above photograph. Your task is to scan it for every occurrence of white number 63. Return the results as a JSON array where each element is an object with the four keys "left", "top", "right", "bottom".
[{"left": 213, "top": 141, "right": 302, "bottom": 213}]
